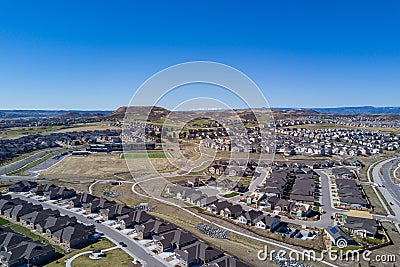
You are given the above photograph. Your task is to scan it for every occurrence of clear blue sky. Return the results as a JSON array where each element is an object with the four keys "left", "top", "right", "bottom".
[{"left": 0, "top": 1, "right": 399, "bottom": 110}]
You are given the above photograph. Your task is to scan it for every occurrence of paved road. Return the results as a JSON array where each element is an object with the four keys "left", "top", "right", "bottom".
[
  {"left": 316, "top": 170, "right": 345, "bottom": 215},
  {"left": 0, "top": 149, "right": 62, "bottom": 176},
  {"left": 280, "top": 170, "right": 341, "bottom": 228},
  {"left": 68, "top": 174, "right": 339, "bottom": 267},
  {"left": 130, "top": 178, "right": 338, "bottom": 267},
  {"left": 10, "top": 194, "right": 167, "bottom": 267},
  {"left": 371, "top": 157, "right": 400, "bottom": 222},
  {"left": 27, "top": 154, "right": 69, "bottom": 176},
  {"left": 0, "top": 147, "right": 74, "bottom": 179},
  {"left": 248, "top": 169, "right": 268, "bottom": 194}
]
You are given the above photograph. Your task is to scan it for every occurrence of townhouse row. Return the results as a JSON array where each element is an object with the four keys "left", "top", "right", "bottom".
[
  {"left": 0, "top": 225, "right": 56, "bottom": 267},
  {"left": 167, "top": 186, "right": 318, "bottom": 241},
  {"left": 9, "top": 181, "right": 250, "bottom": 267}
]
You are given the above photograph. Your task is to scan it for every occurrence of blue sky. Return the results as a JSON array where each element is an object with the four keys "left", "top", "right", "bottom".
[{"left": 0, "top": 1, "right": 399, "bottom": 110}]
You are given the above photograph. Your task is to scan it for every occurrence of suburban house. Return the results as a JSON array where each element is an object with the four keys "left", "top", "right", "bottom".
[
  {"left": 274, "top": 199, "right": 294, "bottom": 213},
  {"left": 99, "top": 203, "right": 133, "bottom": 220},
  {"left": 35, "top": 215, "right": 77, "bottom": 236},
  {"left": 8, "top": 181, "right": 37, "bottom": 192},
  {"left": 69, "top": 192, "right": 97, "bottom": 207},
  {"left": 19, "top": 209, "right": 60, "bottom": 228},
  {"left": 52, "top": 224, "right": 95, "bottom": 248},
  {"left": 289, "top": 174, "right": 316, "bottom": 204},
  {"left": 1, "top": 190, "right": 95, "bottom": 253},
  {"left": 186, "top": 192, "right": 207, "bottom": 205},
  {"left": 175, "top": 241, "right": 224, "bottom": 267},
  {"left": 342, "top": 216, "right": 378, "bottom": 238},
  {"left": 0, "top": 226, "right": 56, "bottom": 267},
  {"left": 134, "top": 219, "right": 175, "bottom": 240},
  {"left": 0, "top": 198, "right": 25, "bottom": 215},
  {"left": 335, "top": 179, "right": 368, "bottom": 209},
  {"left": 197, "top": 196, "right": 218, "bottom": 208},
  {"left": 82, "top": 198, "right": 115, "bottom": 213},
  {"left": 220, "top": 205, "right": 243, "bottom": 219},
  {"left": 325, "top": 226, "right": 359, "bottom": 247},
  {"left": 7, "top": 203, "right": 42, "bottom": 221},
  {"left": 255, "top": 215, "right": 281, "bottom": 231},
  {"left": 44, "top": 186, "right": 76, "bottom": 200},
  {"left": 207, "top": 201, "right": 232, "bottom": 215},
  {"left": 30, "top": 183, "right": 76, "bottom": 200},
  {"left": 237, "top": 210, "right": 263, "bottom": 225},
  {"left": 154, "top": 229, "right": 198, "bottom": 252},
  {"left": 263, "top": 196, "right": 280, "bottom": 210},
  {"left": 117, "top": 210, "right": 154, "bottom": 229}
]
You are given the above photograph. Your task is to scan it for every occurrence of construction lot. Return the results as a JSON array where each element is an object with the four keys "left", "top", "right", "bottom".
[{"left": 40, "top": 153, "right": 173, "bottom": 179}]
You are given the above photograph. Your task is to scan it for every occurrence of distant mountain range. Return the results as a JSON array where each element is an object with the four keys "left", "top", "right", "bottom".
[
  {"left": 0, "top": 110, "right": 112, "bottom": 119},
  {"left": 273, "top": 106, "right": 400, "bottom": 115},
  {"left": 1, "top": 106, "right": 400, "bottom": 119}
]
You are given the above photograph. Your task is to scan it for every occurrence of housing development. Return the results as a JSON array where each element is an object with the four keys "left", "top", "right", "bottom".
[
  {"left": 0, "top": 107, "right": 399, "bottom": 267},
  {"left": 1, "top": 2, "right": 400, "bottom": 267}
]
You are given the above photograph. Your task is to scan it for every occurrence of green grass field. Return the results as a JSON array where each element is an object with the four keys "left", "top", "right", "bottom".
[
  {"left": 45, "top": 238, "right": 133, "bottom": 267},
  {"left": 120, "top": 151, "right": 168, "bottom": 159},
  {"left": 0, "top": 125, "right": 69, "bottom": 139}
]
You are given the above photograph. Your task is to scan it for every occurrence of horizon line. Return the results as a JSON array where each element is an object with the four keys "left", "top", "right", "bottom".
[{"left": 1, "top": 105, "right": 400, "bottom": 112}]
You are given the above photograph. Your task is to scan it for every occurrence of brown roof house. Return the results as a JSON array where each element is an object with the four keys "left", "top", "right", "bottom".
[{"left": 175, "top": 241, "right": 224, "bottom": 267}]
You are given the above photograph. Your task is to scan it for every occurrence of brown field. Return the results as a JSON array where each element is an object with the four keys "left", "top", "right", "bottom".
[
  {"left": 40, "top": 153, "right": 174, "bottom": 184},
  {"left": 90, "top": 182, "right": 114, "bottom": 196},
  {"left": 362, "top": 185, "right": 387, "bottom": 215},
  {"left": 40, "top": 153, "right": 130, "bottom": 179},
  {"left": 0, "top": 122, "right": 120, "bottom": 140},
  {"left": 54, "top": 122, "right": 120, "bottom": 133}
]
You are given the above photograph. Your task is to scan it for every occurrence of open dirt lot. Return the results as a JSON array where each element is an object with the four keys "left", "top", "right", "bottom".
[
  {"left": 40, "top": 153, "right": 130, "bottom": 179},
  {"left": 40, "top": 153, "right": 174, "bottom": 180},
  {"left": 54, "top": 122, "right": 121, "bottom": 133}
]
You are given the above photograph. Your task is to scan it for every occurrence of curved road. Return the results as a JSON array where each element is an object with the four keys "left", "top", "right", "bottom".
[
  {"left": 10, "top": 193, "right": 166, "bottom": 267},
  {"left": 0, "top": 148, "right": 63, "bottom": 176},
  {"left": 130, "top": 176, "right": 338, "bottom": 267},
  {"left": 370, "top": 157, "right": 400, "bottom": 223},
  {"left": 65, "top": 245, "right": 119, "bottom": 267},
  {"left": 90, "top": 169, "right": 340, "bottom": 266}
]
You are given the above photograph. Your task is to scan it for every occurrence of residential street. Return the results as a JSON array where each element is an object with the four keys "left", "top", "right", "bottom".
[
  {"left": 10, "top": 193, "right": 168, "bottom": 267},
  {"left": 280, "top": 170, "right": 342, "bottom": 228}
]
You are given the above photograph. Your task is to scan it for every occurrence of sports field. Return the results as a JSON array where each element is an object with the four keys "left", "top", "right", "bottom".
[{"left": 120, "top": 151, "right": 169, "bottom": 159}]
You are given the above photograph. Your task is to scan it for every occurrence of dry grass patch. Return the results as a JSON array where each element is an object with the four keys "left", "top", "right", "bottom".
[
  {"left": 40, "top": 153, "right": 130, "bottom": 179},
  {"left": 362, "top": 185, "right": 387, "bottom": 215},
  {"left": 54, "top": 122, "right": 120, "bottom": 133}
]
